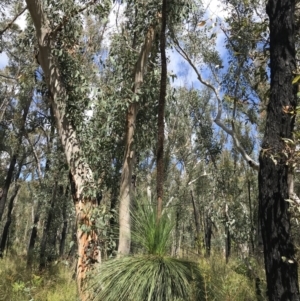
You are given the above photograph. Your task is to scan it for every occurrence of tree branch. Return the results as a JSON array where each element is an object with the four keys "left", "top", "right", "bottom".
[
  {"left": 0, "top": 6, "right": 28, "bottom": 36},
  {"left": 0, "top": 74, "right": 17, "bottom": 81},
  {"left": 50, "top": 0, "right": 98, "bottom": 38},
  {"left": 173, "top": 36, "right": 259, "bottom": 171}
]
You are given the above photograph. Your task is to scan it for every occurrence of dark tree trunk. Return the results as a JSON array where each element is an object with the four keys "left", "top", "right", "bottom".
[
  {"left": 225, "top": 203, "right": 230, "bottom": 264},
  {"left": 204, "top": 213, "right": 212, "bottom": 257},
  {"left": 225, "top": 223, "right": 231, "bottom": 264},
  {"left": 59, "top": 186, "right": 69, "bottom": 257},
  {"left": 0, "top": 97, "right": 31, "bottom": 221},
  {"left": 0, "top": 185, "right": 20, "bottom": 257},
  {"left": 27, "top": 111, "right": 55, "bottom": 268},
  {"left": 259, "top": 0, "right": 300, "bottom": 299},
  {"left": 0, "top": 155, "right": 17, "bottom": 222},
  {"left": 156, "top": 0, "right": 167, "bottom": 220},
  {"left": 174, "top": 206, "right": 180, "bottom": 257},
  {"left": 0, "top": 157, "right": 23, "bottom": 257},
  {"left": 190, "top": 190, "right": 201, "bottom": 254},
  {"left": 40, "top": 182, "right": 57, "bottom": 270},
  {"left": 27, "top": 200, "right": 42, "bottom": 268}
]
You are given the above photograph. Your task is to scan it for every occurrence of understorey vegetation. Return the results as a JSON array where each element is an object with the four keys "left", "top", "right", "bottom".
[{"left": 1, "top": 0, "right": 300, "bottom": 300}]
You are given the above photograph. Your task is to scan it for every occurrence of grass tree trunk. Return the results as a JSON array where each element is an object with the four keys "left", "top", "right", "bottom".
[
  {"left": 258, "top": 0, "right": 300, "bottom": 299},
  {"left": 156, "top": 0, "right": 167, "bottom": 221},
  {"left": 118, "top": 26, "right": 155, "bottom": 256},
  {"left": 26, "top": 1, "right": 99, "bottom": 299}
]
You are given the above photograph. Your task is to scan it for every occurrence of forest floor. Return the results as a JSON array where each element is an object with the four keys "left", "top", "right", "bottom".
[{"left": 0, "top": 252, "right": 267, "bottom": 301}]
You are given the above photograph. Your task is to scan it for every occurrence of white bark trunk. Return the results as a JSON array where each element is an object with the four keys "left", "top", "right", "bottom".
[{"left": 118, "top": 26, "right": 155, "bottom": 256}]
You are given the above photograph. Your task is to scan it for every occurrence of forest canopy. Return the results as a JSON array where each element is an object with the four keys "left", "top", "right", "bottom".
[{"left": 0, "top": 0, "right": 300, "bottom": 300}]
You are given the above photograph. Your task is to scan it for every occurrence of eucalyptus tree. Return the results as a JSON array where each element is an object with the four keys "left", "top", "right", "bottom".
[
  {"left": 113, "top": 0, "right": 161, "bottom": 256},
  {"left": 23, "top": 1, "right": 112, "bottom": 298},
  {"left": 258, "top": 0, "right": 300, "bottom": 298},
  {"left": 218, "top": 0, "right": 300, "bottom": 296}
]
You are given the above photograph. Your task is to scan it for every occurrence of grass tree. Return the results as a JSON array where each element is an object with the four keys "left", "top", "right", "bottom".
[{"left": 90, "top": 202, "right": 204, "bottom": 301}]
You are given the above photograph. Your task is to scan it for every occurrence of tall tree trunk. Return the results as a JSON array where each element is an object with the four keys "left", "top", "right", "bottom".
[
  {"left": 0, "top": 184, "right": 20, "bottom": 257},
  {"left": 248, "top": 180, "right": 255, "bottom": 254},
  {"left": 27, "top": 196, "right": 42, "bottom": 267},
  {"left": 0, "top": 155, "right": 17, "bottom": 222},
  {"left": 0, "top": 154, "right": 24, "bottom": 257},
  {"left": 204, "top": 212, "right": 212, "bottom": 258},
  {"left": 259, "top": 0, "right": 300, "bottom": 299},
  {"left": 26, "top": 2, "right": 99, "bottom": 298},
  {"left": 156, "top": 0, "right": 167, "bottom": 220},
  {"left": 39, "top": 182, "right": 57, "bottom": 270},
  {"left": 59, "top": 186, "right": 69, "bottom": 257},
  {"left": 27, "top": 121, "right": 54, "bottom": 268},
  {"left": 190, "top": 189, "right": 201, "bottom": 255},
  {"left": 225, "top": 203, "right": 231, "bottom": 264},
  {"left": 0, "top": 97, "right": 30, "bottom": 222},
  {"left": 118, "top": 26, "right": 156, "bottom": 256}
]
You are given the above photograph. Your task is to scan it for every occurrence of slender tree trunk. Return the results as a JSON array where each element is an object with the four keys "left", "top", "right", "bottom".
[
  {"left": 0, "top": 96, "right": 30, "bottom": 222},
  {"left": 225, "top": 203, "right": 230, "bottom": 264},
  {"left": 156, "top": 0, "right": 167, "bottom": 220},
  {"left": 258, "top": 0, "right": 300, "bottom": 299},
  {"left": 0, "top": 155, "right": 23, "bottom": 257},
  {"left": 204, "top": 212, "right": 212, "bottom": 257},
  {"left": 118, "top": 26, "right": 156, "bottom": 256},
  {"left": 0, "top": 98, "right": 9, "bottom": 122},
  {"left": 190, "top": 189, "right": 201, "bottom": 254},
  {"left": 40, "top": 182, "right": 57, "bottom": 269},
  {"left": 0, "top": 155, "right": 17, "bottom": 222},
  {"left": 59, "top": 186, "right": 69, "bottom": 257},
  {"left": 27, "top": 125, "right": 54, "bottom": 268},
  {"left": 248, "top": 180, "right": 255, "bottom": 254},
  {"left": 27, "top": 197, "right": 42, "bottom": 267},
  {"left": 0, "top": 184, "right": 20, "bottom": 257}
]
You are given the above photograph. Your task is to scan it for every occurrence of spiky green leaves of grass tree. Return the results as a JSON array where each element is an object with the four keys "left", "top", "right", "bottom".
[
  {"left": 90, "top": 255, "right": 204, "bottom": 301},
  {"left": 131, "top": 203, "right": 173, "bottom": 256},
  {"left": 89, "top": 203, "right": 204, "bottom": 301}
]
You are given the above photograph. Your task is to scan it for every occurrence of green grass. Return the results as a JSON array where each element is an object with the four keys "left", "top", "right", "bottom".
[
  {"left": 199, "top": 254, "right": 267, "bottom": 301},
  {"left": 0, "top": 256, "right": 78, "bottom": 301}
]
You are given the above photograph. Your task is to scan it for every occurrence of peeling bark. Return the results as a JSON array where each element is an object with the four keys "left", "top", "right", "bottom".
[{"left": 26, "top": 1, "right": 99, "bottom": 298}]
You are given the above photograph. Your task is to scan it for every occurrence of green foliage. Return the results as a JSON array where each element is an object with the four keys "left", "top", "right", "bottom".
[
  {"left": 91, "top": 255, "right": 203, "bottom": 301},
  {"left": 89, "top": 201, "right": 204, "bottom": 301},
  {"left": 132, "top": 203, "right": 173, "bottom": 256},
  {"left": 0, "top": 255, "right": 78, "bottom": 301},
  {"left": 199, "top": 255, "right": 267, "bottom": 301}
]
